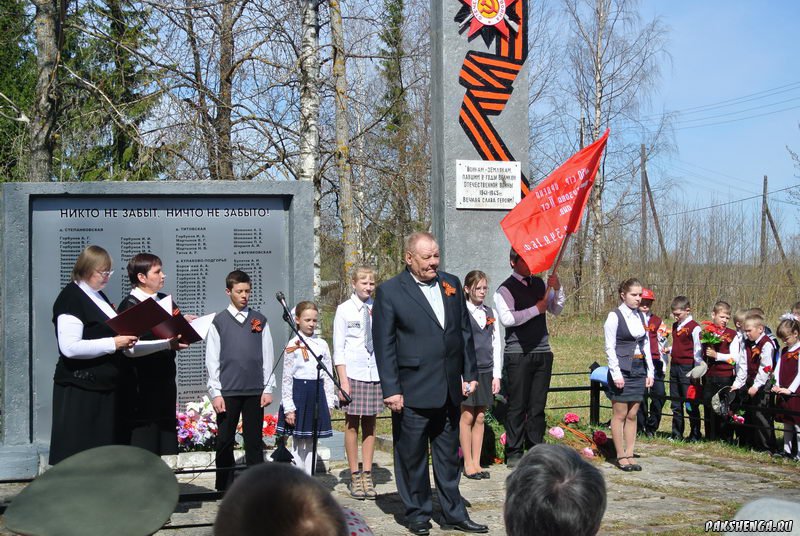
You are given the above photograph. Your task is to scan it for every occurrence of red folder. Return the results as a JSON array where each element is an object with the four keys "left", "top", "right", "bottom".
[{"left": 107, "top": 298, "right": 203, "bottom": 344}]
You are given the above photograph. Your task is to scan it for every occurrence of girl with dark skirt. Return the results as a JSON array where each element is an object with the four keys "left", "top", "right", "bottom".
[
  {"left": 117, "top": 253, "right": 191, "bottom": 455},
  {"left": 50, "top": 246, "right": 180, "bottom": 465},
  {"left": 276, "top": 301, "right": 336, "bottom": 475},
  {"left": 459, "top": 270, "right": 502, "bottom": 480},
  {"left": 772, "top": 318, "right": 800, "bottom": 460},
  {"left": 603, "top": 278, "right": 654, "bottom": 471}
]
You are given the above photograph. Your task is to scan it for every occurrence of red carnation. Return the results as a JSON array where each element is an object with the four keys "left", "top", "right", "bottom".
[{"left": 592, "top": 430, "right": 608, "bottom": 446}]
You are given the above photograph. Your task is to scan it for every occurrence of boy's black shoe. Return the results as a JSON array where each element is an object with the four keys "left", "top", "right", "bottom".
[{"left": 408, "top": 520, "right": 431, "bottom": 535}]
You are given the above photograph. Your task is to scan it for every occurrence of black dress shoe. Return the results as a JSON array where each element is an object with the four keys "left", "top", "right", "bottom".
[
  {"left": 479, "top": 470, "right": 490, "bottom": 479},
  {"left": 463, "top": 470, "right": 482, "bottom": 480},
  {"left": 506, "top": 455, "right": 522, "bottom": 469},
  {"left": 441, "top": 518, "right": 489, "bottom": 533},
  {"left": 408, "top": 521, "right": 431, "bottom": 535},
  {"left": 616, "top": 457, "right": 635, "bottom": 472}
]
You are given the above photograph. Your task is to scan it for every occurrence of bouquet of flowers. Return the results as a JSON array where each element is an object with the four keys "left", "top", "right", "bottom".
[
  {"left": 546, "top": 413, "right": 615, "bottom": 460},
  {"left": 176, "top": 396, "right": 279, "bottom": 452},
  {"left": 177, "top": 396, "right": 218, "bottom": 452},
  {"left": 700, "top": 321, "right": 723, "bottom": 345}
]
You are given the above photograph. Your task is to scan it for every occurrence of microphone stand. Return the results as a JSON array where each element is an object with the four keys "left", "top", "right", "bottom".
[{"left": 276, "top": 296, "right": 351, "bottom": 475}]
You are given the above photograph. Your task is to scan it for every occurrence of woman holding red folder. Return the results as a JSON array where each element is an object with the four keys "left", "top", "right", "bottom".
[
  {"left": 117, "top": 253, "right": 191, "bottom": 454},
  {"left": 50, "top": 246, "right": 179, "bottom": 464}
]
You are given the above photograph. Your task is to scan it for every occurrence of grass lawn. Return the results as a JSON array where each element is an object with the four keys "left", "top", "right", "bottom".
[{"left": 330, "top": 314, "right": 610, "bottom": 439}]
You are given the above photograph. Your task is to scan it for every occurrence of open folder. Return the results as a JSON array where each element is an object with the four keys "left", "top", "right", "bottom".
[{"left": 107, "top": 295, "right": 214, "bottom": 344}]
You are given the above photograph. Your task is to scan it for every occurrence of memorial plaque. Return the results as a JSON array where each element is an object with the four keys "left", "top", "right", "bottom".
[
  {"left": 31, "top": 197, "right": 288, "bottom": 442},
  {"left": 455, "top": 159, "right": 521, "bottom": 209}
]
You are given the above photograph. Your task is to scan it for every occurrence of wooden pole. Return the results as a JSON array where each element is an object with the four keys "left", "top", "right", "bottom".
[
  {"left": 640, "top": 144, "right": 648, "bottom": 273},
  {"left": 765, "top": 204, "right": 796, "bottom": 287},
  {"left": 644, "top": 169, "right": 673, "bottom": 291},
  {"left": 644, "top": 170, "right": 668, "bottom": 263}
]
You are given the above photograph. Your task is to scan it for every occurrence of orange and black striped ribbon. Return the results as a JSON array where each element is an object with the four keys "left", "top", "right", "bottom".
[{"left": 458, "top": 0, "right": 530, "bottom": 197}]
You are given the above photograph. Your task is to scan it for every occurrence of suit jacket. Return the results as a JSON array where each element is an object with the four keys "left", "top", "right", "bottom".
[{"left": 373, "top": 269, "right": 477, "bottom": 408}]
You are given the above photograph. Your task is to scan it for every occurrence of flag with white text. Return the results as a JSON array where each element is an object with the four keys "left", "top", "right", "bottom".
[{"left": 500, "top": 129, "right": 609, "bottom": 274}]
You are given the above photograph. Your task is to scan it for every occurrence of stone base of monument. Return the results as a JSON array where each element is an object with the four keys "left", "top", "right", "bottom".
[{"left": 162, "top": 431, "right": 345, "bottom": 472}]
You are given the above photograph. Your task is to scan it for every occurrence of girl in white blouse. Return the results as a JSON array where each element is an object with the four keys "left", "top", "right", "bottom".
[
  {"left": 276, "top": 301, "right": 335, "bottom": 474},
  {"left": 603, "top": 278, "right": 654, "bottom": 471}
]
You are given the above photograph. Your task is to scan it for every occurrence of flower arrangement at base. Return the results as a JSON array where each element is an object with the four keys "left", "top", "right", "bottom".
[
  {"left": 176, "top": 396, "right": 278, "bottom": 452},
  {"left": 545, "top": 413, "right": 616, "bottom": 461}
]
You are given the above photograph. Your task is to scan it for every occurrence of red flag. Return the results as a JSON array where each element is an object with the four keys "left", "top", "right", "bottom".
[{"left": 501, "top": 129, "right": 609, "bottom": 274}]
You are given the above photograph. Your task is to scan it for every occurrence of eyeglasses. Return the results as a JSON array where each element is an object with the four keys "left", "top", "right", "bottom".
[{"left": 96, "top": 270, "right": 114, "bottom": 278}]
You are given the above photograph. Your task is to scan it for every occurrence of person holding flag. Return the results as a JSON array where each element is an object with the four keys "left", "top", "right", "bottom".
[
  {"left": 497, "top": 130, "right": 610, "bottom": 467},
  {"left": 493, "top": 251, "right": 565, "bottom": 468}
]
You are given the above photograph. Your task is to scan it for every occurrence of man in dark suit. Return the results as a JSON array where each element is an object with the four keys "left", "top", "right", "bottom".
[{"left": 373, "top": 232, "right": 488, "bottom": 535}]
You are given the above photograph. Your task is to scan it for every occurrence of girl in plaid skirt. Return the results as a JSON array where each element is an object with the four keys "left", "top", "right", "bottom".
[{"left": 333, "top": 267, "right": 382, "bottom": 499}]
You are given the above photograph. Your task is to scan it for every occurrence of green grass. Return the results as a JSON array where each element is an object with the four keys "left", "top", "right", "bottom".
[{"left": 332, "top": 313, "right": 793, "bottom": 468}]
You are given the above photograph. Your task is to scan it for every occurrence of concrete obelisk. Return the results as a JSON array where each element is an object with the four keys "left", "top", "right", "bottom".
[{"left": 431, "top": 0, "right": 531, "bottom": 293}]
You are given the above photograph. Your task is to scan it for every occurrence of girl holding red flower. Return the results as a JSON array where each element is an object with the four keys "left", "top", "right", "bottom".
[
  {"left": 459, "top": 270, "right": 502, "bottom": 480},
  {"left": 771, "top": 319, "right": 800, "bottom": 460},
  {"left": 603, "top": 278, "right": 655, "bottom": 471}
]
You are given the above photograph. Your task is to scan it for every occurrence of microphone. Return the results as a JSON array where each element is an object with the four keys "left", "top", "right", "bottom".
[{"left": 276, "top": 291, "right": 292, "bottom": 319}]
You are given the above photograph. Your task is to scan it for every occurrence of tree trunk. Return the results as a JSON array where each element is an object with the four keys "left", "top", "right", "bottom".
[
  {"left": 184, "top": 2, "right": 218, "bottom": 180},
  {"left": 589, "top": 0, "right": 607, "bottom": 313},
  {"left": 29, "top": 0, "right": 61, "bottom": 182},
  {"left": 330, "top": 0, "right": 359, "bottom": 296},
  {"left": 216, "top": 0, "right": 235, "bottom": 181},
  {"left": 108, "top": 0, "right": 133, "bottom": 177},
  {"left": 299, "top": 0, "right": 321, "bottom": 298}
]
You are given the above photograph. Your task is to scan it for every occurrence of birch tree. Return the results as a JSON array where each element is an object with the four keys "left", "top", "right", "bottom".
[
  {"left": 299, "top": 0, "right": 321, "bottom": 297},
  {"left": 563, "top": 0, "right": 667, "bottom": 310}
]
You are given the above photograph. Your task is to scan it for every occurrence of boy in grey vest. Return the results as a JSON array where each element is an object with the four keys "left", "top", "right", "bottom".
[{"left": 206, "top": 270, "right": 275, "bottom": 490}]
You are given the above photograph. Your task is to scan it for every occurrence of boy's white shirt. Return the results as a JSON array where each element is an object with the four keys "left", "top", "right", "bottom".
[
  {"left": 732, "top": 333, "right": 774, "bottom": 390},
  {"left": 205, "top": 304, "right": 276, "bottom": 398}
]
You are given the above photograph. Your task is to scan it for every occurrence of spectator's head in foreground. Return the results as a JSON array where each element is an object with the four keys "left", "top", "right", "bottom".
[
  {"left": 505, "top": 444, "right": 607, "bottom": 536},
  {"left": 215, "top": 463, "right": 347, "bottom": 536}
]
